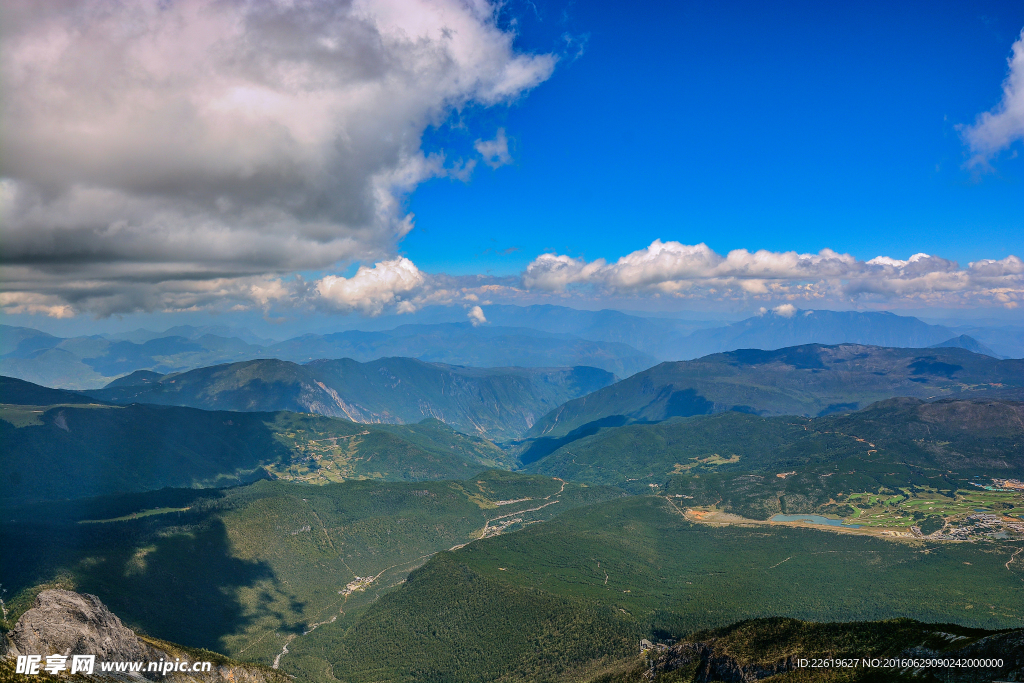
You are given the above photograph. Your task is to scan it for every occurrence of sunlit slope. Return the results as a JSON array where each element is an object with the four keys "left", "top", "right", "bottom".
[
  {"left": 0, "top": 397, "right": 510, "bottom": 504},
  {"left": 525, "top": 398, "right": 1024, "bottom": 495},
  {"left": 85, "top": 357, "right": 614, "bottom": 440},
  {"left": 311, "top": 495, "right": 1024, "bottom": 683},
  {"left": 527, "top": 344, "right": 1024, "bottom": 438},
  {"left": 0, "top": 473, "right": 622, "bottom": 678}
]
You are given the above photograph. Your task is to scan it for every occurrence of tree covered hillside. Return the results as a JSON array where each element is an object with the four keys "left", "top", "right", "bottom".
[
  {"left": 83, "top": 358, "right": 614, "bottom": 440},
  {"left": 527, "top": 344, "right": 1024, "bottom": 438}
]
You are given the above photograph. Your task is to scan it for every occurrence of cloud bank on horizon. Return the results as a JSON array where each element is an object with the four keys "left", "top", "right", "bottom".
[{"left": 0, "top": 1, "right": 1021, "bottom": 319}]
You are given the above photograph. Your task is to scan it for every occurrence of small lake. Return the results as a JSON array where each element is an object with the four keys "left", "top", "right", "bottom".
[{"left": 770, "top": 514, "right": 861, "bottom": 529}]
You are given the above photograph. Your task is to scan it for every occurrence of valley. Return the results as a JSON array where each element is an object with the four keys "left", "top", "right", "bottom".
[
  {"left": 5, "top": 8, "right": 1024, "bottom": 679},
  {"left": 2, "top": 335, "right": 1023, "bottom": 682}
]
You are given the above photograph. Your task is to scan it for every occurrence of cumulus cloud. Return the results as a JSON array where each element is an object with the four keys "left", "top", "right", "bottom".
[
  {"left": 475, "top": 129, "right": 513, "bottom": 169},
  {"left": 521, "top": 241, "right": 1024, "bottom": 309},
  {"left": 961, "top": 29, "right": 1024, "bottom": 166},
  {"left": 316, "top": 258, "right": 424, "bottom": 315},
  {"left": 467, "top": 305, "right": 488, "bottom": 326},
  {"left": 0, "top": 0, "right": 555, "bottom": 316}
]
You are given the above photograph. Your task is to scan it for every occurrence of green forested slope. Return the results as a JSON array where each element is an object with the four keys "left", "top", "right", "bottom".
[
  {"left": 0, "top": 375, "right": 107, "bottom": 406},
  {"left": 0, "top": 401, "right": 508, "bottom": 504},
  {"left": 527, "top": 345, "right": 1024, "bottom": 439},
  {"left": 311, "top": 495, "right": 1024, "bottom": 683},
  {"left": 523, "top": 398, "right": 1024, "bottom": 519},
  {"left": 525, "top": 398, "right": 1024, "bottom": 490},
  {"left": 0, "top": 473, "right": 621, "bottom": 676}
]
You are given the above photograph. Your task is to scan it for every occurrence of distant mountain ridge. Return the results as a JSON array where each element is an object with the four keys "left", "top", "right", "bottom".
[
  {"left": 527, "top": 344, "right": 1024, "bottom": 439},
  {"left": 378, "top": 304, "right": 1024, "bottom": 359},
  {"left": 678, "top": 308, "right": 957, "bottom": 358},
  {"left": 3, "top": 306, "right": 1020, "bottom": 391},
  {"left": 929, "top": 334, "right": 1001, "bottom": 357},
  {"left": 263, "top": 322, "right": 657, "bottom": 377},
  {"left": 0, "top": 321, "right": 655, "bottom": 389},
  {"left": 83, "top": 357, "right": 615, "bottom": 440}
]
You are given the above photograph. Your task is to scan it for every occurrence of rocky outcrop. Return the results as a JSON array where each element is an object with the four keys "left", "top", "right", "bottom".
[
  {"left": 641, "top": 623, "right": 1024, "bottom": 683},
  {"left": 645, "top": 641, "right": 797, "bottom": 682},
  {"left": 4, "top": 590, "right": 149, "bottom": 663},
  {"left": 2, "top": 590, "right": 290, "bottom": 682}
]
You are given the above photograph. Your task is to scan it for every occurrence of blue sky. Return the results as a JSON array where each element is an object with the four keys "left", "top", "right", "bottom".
[
  {"left": 1, "top": 0, "right": 1022, "bottom": 332},
  {"left": 406, "top": 0, "right": 1024, "bottom": 275}
]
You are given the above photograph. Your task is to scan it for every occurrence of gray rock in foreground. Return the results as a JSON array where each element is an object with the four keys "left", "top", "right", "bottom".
[
  {"left": 4, "top": 590, "right": 149, "bottom": 662},
  {"left": 2, "top": 589, "right": 289, "bottom": 682}
]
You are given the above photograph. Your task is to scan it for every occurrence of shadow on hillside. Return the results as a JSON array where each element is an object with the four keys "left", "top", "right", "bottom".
[
  {"left": 0, "top": 504, "right": 298, "bottom": 654},
  {"left": 518, "top": 415, "right": 631, "bottom": 466}
]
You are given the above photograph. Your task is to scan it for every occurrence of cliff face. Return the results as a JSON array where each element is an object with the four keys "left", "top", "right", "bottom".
[{"left": 1, "top": 590, "right": 289, "bottom": 682}]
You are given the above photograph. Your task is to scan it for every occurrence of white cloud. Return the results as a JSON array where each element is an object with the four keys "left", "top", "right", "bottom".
[
  {"left": 523, "top": 241, "right": 855, "bottom": 292},
  {"left": 961, "top": 29, "right": 1024, "bottom": 166},
  {"left": 467, "top": 305, "right": 487, "bottom": 326},
  {"left": 0, "top": 0, "right": 555, "bottom": 316},
  {"left": 316, "top": 258, "right": 424, "bottom": 315},
  {"left": 475, "top": 129, "right": 513, "bottom": 169},
  {"left": 521, "top": 240, "right": 1024, "bottom": 309}
]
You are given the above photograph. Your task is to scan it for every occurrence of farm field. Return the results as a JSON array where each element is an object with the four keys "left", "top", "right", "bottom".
[{"left": 846, "top": 487, "right": 1023, "bottom": 528}]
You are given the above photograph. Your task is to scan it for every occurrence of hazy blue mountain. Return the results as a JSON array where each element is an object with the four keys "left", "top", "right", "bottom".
[
  {"left": 0, "top": 319, "right": 655, "bottom": 389},
  {"left": 0, "top": 347, "right": 115, "bottom": 390},
  {"left": 85, "top": 357, "right": 616, "bottom": 440},
  {"left": 957, "top": 325, "right": 1024, "bottom": 358},
  {"left": 266, "top": 322, "right": 658, "bottom": 377},
  {"left": 312, "top": 304, "right": 1004, "bottom": 362},
  {"left": 104, "top": 369, "right": 166, "bottom": 387},
  {"left": 353, "top": 305, "right": 987, "bottom": 362},
  {"left": 458, "top": 304, "right": 720, "bottom": 358},
  {"left": 106, "top": 324, "right": 278, "bottom": 345},
  {"left": 929, "top": 334, "right": 1001, "bottom": 357},
  {"left": 3, "top": 306, "right": 1016, "bottom": 392},
  {"left": 526, "top": 344, "right": 1024, "bottom": 439},
  {"left": 675, "top": 308, "right": 959, "bottom": 359},
  {"left": 0, "top": 325, "right": 63, "bottom": 357},
  {"left": 0, "top": 331, "right": 267, "bottom": 390}
]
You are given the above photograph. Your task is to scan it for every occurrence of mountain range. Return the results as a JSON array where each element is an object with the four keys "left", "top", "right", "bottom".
[
  {"left": 0, "top": 321, "right": 654, "bottom": 390},
  {"left": 82, "top": 357, "right": 614, "bottom": 440},
  {"left": 3, "top": 306, "right": 1020, "bottom": 391},
  {"left": 2, "top": 332, "right": 1023, "bottom": 682}
]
